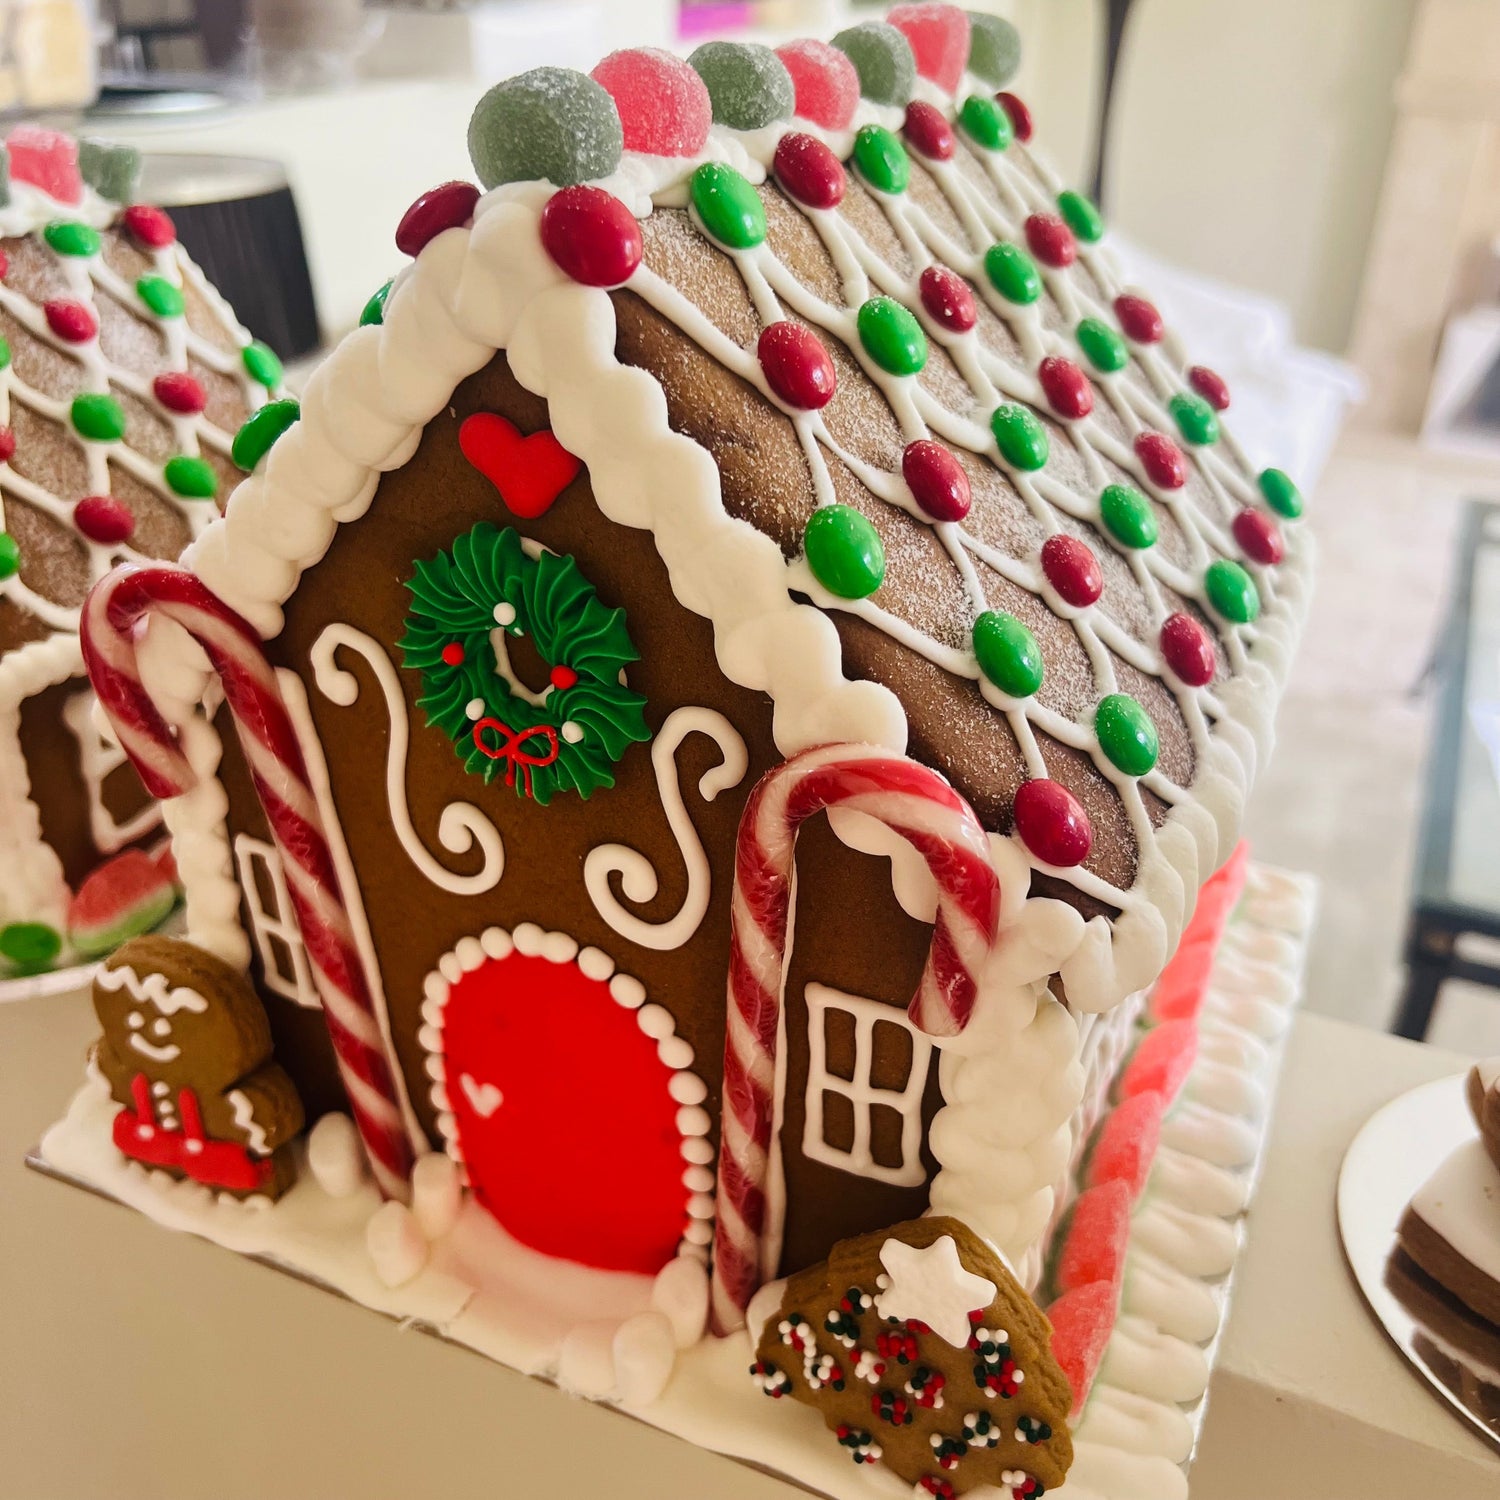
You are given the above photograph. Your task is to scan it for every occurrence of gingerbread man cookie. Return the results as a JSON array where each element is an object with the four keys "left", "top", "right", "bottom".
[
  {"left": 750, "top": 1217, "right": 1073, "bottom": 1498},
  {"left": 92, "top": 935, "right": 305, "bottom": 1199},
  {"left": 1467, "top": 1058, "right": 1500, "bottom": 1175}
]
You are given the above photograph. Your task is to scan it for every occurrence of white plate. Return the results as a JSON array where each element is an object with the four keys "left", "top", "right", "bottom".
[{"left": 0, "top": 960, "right": 98, "bottom": 1005}]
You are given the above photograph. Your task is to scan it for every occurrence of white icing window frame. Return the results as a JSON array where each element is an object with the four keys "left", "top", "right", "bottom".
[
  {"left": 802, "top": 982, "right": 933, "bottom": 1189},
  {"left": 233, "top": 833, "right": 319, "bottom": 1009},
  {"left": 61, "top": 687, "right": 162, "bottom": 855}
]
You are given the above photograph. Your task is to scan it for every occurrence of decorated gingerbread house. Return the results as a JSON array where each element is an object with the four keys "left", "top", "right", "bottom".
[{"left": 48, "top": 8, "right": 1315, "bottom": 1497}]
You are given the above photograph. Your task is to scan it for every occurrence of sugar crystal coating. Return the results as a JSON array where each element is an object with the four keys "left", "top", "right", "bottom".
[
  {"left": 688, "top": 41, "right": 794, "bottom": 131},
  {"left": 888, "top": 4, "right": 970, "bottom": 93},
  {"left": 966, "top": 11, "right": 1022, "bottom": 87},
  {"left": 775, "top": 39, "right": 860, "bottom": 131},
  {"left": 831, "top": 21, "right": 916, "bottom": 106},
  {"left": 592, "top": 48, "right": 712, "bottom": 157},
  {"left": 467, "top": 68, "right": 623, "bottom": 189}
]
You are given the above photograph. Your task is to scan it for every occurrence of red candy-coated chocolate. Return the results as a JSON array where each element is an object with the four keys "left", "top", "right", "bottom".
[
  {"left": 7, "top": 126, "right": 81, "bottom": 203},
  {"left": 904, "top": 100, "right": 956, "bottom": 161},
  {"left": 1188, "top": 364, "right": 1230, "bottom": 411},
  {"left": 1160, "top": 611, "right": 1216, "bottom": 686},
  {"left": 773, "top": 131, "right": 846, "bottom": 210},
  {"left": 1025, "top": 213, "right": 1076, "bottom": 269},
  {"left": 395, "top": 180, "right": 481, "bottom": 258},
  {"left": 1134, "top": 430, "right": 1187, "bottom": 489},
  {"left": 121, "top": 203, "right": 176, "bottom": 250},
  {"left": 0, "top": 426, "right": 14, "bottom": 464},
  {"left": 153, "top": 371, "right": 207, "bottom": 415},
  {"left": 1114, "top": 293, "right": 1164, "bottom": 343},
  {"left": 889, "top": 3, "right": 970, "bottom": 93},
  {"left": 1232, "top": 508, "right": 1284, "bottom": 565},
  {"left": 539, "top": 186, "right": 643, "bottom": 288},
  {"left": 758, "top": 321, "right": 837, "bottom": 410},
  {"left": 1013, "top": 778, "right": 1092, "bottom": 867},
  {"left": 997, "top": 92, "right": 1034, "bottom": 143},
  {"left": 902, "top": 439, "right": 971, "bottom": 522},
  {"left": 918, "top": 265, "right": 976, "bottom": 333},
  {"left": 592, "top": 48, "right": 712, "bottom": 157},
  {"left": 74, "top": 494, "right": 135, "bottom": 545},
  {"left": 1038, "top": 355, "right": 1093, "bottom": 420},
  {"left": 44, "top": 299, "right": 96, "bottom": 344},
  {"left": 1041, "top": 534, "right": 1103, "bottom": 608},
  {"left": 775, "top": 39, "right": 860, "bottom": 131}
]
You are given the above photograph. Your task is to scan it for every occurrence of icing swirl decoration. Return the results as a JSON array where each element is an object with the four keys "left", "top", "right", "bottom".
[{"left": 400, "top": 522, "right": 650, "bottom": 804}]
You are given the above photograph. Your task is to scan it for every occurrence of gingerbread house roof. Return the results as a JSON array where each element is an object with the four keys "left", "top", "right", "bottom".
[{"left": 179, "top": 7, "right": 1309, "bottom": 1014}]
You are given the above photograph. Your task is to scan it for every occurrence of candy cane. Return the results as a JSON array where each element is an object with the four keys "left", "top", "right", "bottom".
[
  {"left": 710, "top": 743, "right": 1002, "bottom": 1333},
  {"left": 81, "top": 563, "right": 415, "bottom": 1201}
]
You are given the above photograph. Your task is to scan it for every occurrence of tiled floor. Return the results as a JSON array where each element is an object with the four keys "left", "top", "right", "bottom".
[{"left": 1245, "top": 425, "right": 1500, "bottom": 1055}]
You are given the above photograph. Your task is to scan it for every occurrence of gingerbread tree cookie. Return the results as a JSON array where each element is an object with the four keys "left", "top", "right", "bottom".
[
  {"left": 92, "top": 935, "right": 304, "bottom": 1199},
  {"left": 1468, "top": 1060, "right": 1500, "bottom": 1176},
  {"left": 751, "top": 1217, "right": 1073, "bottom": 1497}
]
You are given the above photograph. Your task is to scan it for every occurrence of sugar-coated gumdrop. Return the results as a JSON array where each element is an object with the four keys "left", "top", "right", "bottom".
[
  {"left": 888, "top": 4, "right": 971, "bottom": 93},
  {"left": 592, "top": 49, "right": 712, "bottom": 157},
  {"left": 78, "top": 137, "right": 140, "bottom": 204},
  {"left": 68, "top": 849, "right": 177, "bottom": 958},
  {"left": 1118, "top": 1019, "right": 1198, "bottom": 1106},
  {"left": 773, "top": 132, "right": 846, "bottom": 210},
  {"left": 468, "top": 68, "right": 623, "bottom": 189},
  {"left": 1054, "top": 1181, "right": 1132, "bottom": 1296},
  {"left": 1046, "top": 1282, "right": 1118, "bottom": 1416},
  {"left": 540, "top": 185, "right": 642, "bottom": 287},
  {"left": 831, "top": 21, "right": 916, "bottom": 106},
  {"left": 6, "top": 125, "right": 82, "bottom": 203},
  {"left": 775, "top": 39, "right": 860, "bottom": 131},
  {"left": 688, "top": 41, "right": 793, "bottom": 131},
  {"left": 966, "top": 11, "right": 1022, "bottom": 87},
  {"left": 1086, "top": 1093, "right": 1165, "bottom": 1198},
  {"left": 1150, "top": 936, "right": 1214, "bottom": 1023}
]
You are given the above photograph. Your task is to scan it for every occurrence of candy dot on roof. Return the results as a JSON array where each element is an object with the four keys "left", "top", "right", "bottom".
[
  {"left": 395, "top": 180, "right": 480, "bottom": 258},
  {"left": 688, "top": 40, "right": 793, "bottom": 131},
  {"left": 1095, "top": 693, "right": 1159, "bottom": 777},
  {"left": 0, "top": 531, "right": 19, "bottom": 580},
  {"left": 997, "top": 91, "right": 1034, "bottom": 143},
  {"left": 467, "top": 67, "right": 623, "bottom": 189},
  {"left": 903, "top": 439, "right": 971, "bottom": 522},
  {"left": 1114, "top": 292, "right": 1163, "bottom": 343},
  {"left": 164, "top": 454, "right": 218, "bottom": 500},
  {"left": 1013, "top": 778, "right": 1092, "bottom": 868},
  {"left": 74, "top": 494, "right": 134, "bottom": 546},
  {"left": 121, "top": 203, "right": 175, "bottom": 249},
  {"left": 1100, "top": 482, "right": 1157, "bottom": 549},
  {"left": 1232, "top": 507, "right": 1284, "bottom": 566},
  {"left": 1159, "top": 611, "right": 1216, "bottom": 687},
  {"left": 1258, "top": 466, "right": 1304, "bottom": 519},
  {"left": 991, "top": 403, "right": 1048, "bottom": 470},
  {"left": 1169, "top": 390, "right": 1219, "bottom": 447},
  {"left": 1076, "top": 316, "right": 1127, "bottom": 373},
  {"left": 233, "top": 398, "right": 301, "bottom": 473},
  {"left": 758, "top": 321, "right": 837, "bottom": 410},
  {"left": 43, "top": 220, "right": 99, "bottom": 258},
  {"left": 959, "top": 93, "right": 1013, "bottom": 151},
  {"left": 831, "top": 21, "right": 916, "bottom": 106},
  {"left": 775, "top": 39, "right": 860, "bottom": 131},
  {"left": 0, "top": 426, "right": 14, "bottom": 462},
  {"left": 858, "top": 295, "right": 926, "bottom": 375},
  {"left": 1205, "top": 557, "right": 1260, "bottom": 624},
  {"left": 689, "top": 162, "right": 766, "bottom": 250},
  {"left": 1058, "top": 189, "right": 1104, "bottom": 244},
  {"left": 852, "top": 123, "right": 909, "bottom": 195},
  {"left": 71, "top": 392, "right": 126, "bottom": 443},
  {"left": 360, "top": 279, "right": 393, "bottom": 327},
  {"left": 7, "top": 126, "right": 81, "bottom": 203},
  {"left": 1188, "top": 364, "right": 1230, "bottom": 411},
  {"left": 592, "top": 48, "right": 712, "bottom": 157},
  {"left": 967, "top": 11, "right": 1022, "bottom": 87},
  {"left": 974, "top": 610, "right": 1043, "bottom": 698},
  {"left": 153, "top": 370, "right": 205, "bottom": 415},
  {"left": 1039, "top": 355, "right": 1092, "bottom": 421},
  {"left": 888, "top": 4, "right": 970, "bottom": 94},
  {"left": 1040, "top": 534, "right": 1103, "bottom": 608},
  {"left": 243, "top": 340, "right": 283, "bottom": 390},
  {"left": 1135, "top": 430, "right": 1187, "bottom": 490},
  {"left": 904, "top": 101, "right": 955, "bottom": 161},
  {"left": 919, "top": 264, "right": 976, "bottom": 332},
  {"left": 984, "top": 240, "right": 1040, "bottom": 305},
  {"left": 540, "top": 185, "right": 642, "bottom": 288},
  {"left": 804, "top": 504, "right": 886, "bottom": 599},
  {"left": 136, "top": 274, "right": 183, "bottom": 319},
  {"left": 773, "top": 132, "right": 845, "bottom": 210},
  {"left": 78, "top": 138, "right": 140, "bottom": 204},
  {"left": 44, "top": 299, "right": 95, "bottom": 343},
  {"left": 1025, "top": 212, "right": 1076, "bottom": 268}
]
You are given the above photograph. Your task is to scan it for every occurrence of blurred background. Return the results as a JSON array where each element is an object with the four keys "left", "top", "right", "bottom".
[{"left": 13, "top": 0, "right": 1500, "bottom": 1053}]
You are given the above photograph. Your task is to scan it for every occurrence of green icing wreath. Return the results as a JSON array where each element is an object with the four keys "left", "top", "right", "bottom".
[{"left": 400, "top": 522, "right": 650, "bottom": 804}]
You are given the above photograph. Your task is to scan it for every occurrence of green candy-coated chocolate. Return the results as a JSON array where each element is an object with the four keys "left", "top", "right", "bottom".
[
  {"left": 136, "top": 274, "right": 183, "bottom": 319},
  {"left": 804, "top": 504, "right": 886, "bottom": 598},
  {"left": 0, "top": 920, "right": 61, "bottom": 973},
  {"left": 79, "top": 138, "right": 141, "bottom": 204},
  {"left": 1057, "top": 189, "right": 1104, "bottom": 243},
  {"left": 852, "top": 124, "right": 909, "bottom": 195},
  {"left": 688, "top": 40, "right": 793, "bottom": 130},
  {"left": 959, "top": 94, "right": 1012, "bottom": 151},
  {"left": 831, "top": 21, "right": 916, "bottom": 106},
  {"left": 966, "top": 12, "right": 1022, "bottom": 87},
  {"left": 0, "top": 146, "right": 10, "bottom": 210},
  {"left": 1076, "top": 317, "right": 1127, "bottom": 373},
  {"left": 70, "top": 392, "right": 126, "bottom": 443},
  {"left": 690, "top": 162, "right": 766, "bottom": 250},
  {"left": 991, "top": 404, "right": 1048, "bottom": 471},
  {"left": 1258, "top": 466, "right": 1304, "bottom": 519},
  {"left": 164, "top": 455, "right": 218, "bottom": 500},
  {"left": 0, "top": 336, "right": 11, "bottom": 371},
  {"left": 361, "top": 280, "right": 393, "bottom": 327},
  {"left": 857, "top": 295, "right": 926, "bottom": 376},
  {"left": 243, "top": 340, "right": 283, "bottom": 389},
  {"left": 984, "top": 241, "right": 1041, "bottom": 305},
  {"left": 232, "top": 398, "right": 301, "bottom": 472},
  {"left": 1169, "top": 391, "right": 1219, "bottom": 446},
  {"left": 1095, "top": 693, "right": 1159, "bottom": 776},
  {"left": 0, "top": 531, "right": 18, "bottom": 579},
  {"left": 468, "top": 67, "right": 623, "bottom": 190},
  {"left": 1100, "top": 482, "right": 1157, "bottom": 549},
  {"left": 1205, "top": 558, "right": 1260, "bottom": 623},
  {"left": 973, "top": 610, "right": 1043, "bottom": 698},
  {"left": 44, "top": 220, "right": 100, "bottom": 258}
]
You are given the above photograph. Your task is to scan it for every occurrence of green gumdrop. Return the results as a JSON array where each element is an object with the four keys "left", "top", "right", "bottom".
[
  {"left": 852, "top": 124, "right": 909, "bottom": 195},
  {"left": 690, "top": 162, "right": 766, "bottom": 250},
  {"left": 468, "top": 67, "right": 623, "bottom": 190},
  {"left": 973, "top": 610, "right": 1043, "bottom": 698},
  {"left": 967, "top": 12, "right": 1022, "bottom": 87},
  {"left": 361, "top": 279, "right": 393, "bottom": 327},
  {"left": 804, "top": 504, "right": 886, "bottom": 599},
  {"left": 233, "top": 398, "right": 300, "bottom": 472},
  {"left": 0, "top": 920, "right": 61, "bottom": 973},
  {"left": 1095, "top": 693, "right": 1159, "bottom": 776},
  {"left": 831, "top": 21, "right": 916, "bottom": 106},
  {"left": 1205, "top": 558, "right": 1260, "bottom": 624},
  {"left": 0, "top": 531, "right": 18, "bottom": 580},
  {"left": 164, "top": 454, "right": 218, "bottom": 500},
  {"left": 79, "top": 138, "right": 141, "bottom": 204},
  {"left": 688, "top": 40, "right": 793, "bottom": 131}
]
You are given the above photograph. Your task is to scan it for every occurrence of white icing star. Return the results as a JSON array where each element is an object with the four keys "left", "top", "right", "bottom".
[{"left": 874, "top": 1234, "right": 996, "bottom": 1347}]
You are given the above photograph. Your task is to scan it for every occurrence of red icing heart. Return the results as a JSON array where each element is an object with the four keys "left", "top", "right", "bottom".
[{"left": 458, "top": 412, "right": 580, "bottom": 519}]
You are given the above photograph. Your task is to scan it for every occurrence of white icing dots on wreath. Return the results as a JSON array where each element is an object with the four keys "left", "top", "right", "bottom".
[{"left": 493, "top": 601, "right": 516, "bottom": 625}]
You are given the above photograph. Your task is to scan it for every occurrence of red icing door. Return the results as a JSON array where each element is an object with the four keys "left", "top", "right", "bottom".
[{"left": 439, "top": 947, "right": 690, "bottom": 1275}]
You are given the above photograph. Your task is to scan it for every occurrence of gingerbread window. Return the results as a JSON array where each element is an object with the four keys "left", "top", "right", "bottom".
[
  {"left": 801, "top": 983, "right": 933, "bottom": 1188},
  {"left": 233, "top": 833, "right": 318, "bottom": 1008},
  {"left": 61, "top": 687, "right": 162, "bottom": 855}
]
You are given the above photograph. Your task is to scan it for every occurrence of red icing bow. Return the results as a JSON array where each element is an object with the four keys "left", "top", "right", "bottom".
[{"left": 472, "top": 718, "right": 560, "bottom": 798}]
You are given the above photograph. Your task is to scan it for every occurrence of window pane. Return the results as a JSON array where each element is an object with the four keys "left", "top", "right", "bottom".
[
  {"left": 823, "top": 1004, "right": 858, "bottom": 1083},
  {"left": 869, "top": 1016, "right": 914, "bottom": 1091},
  {"left": 869, "top": 1102, "right": 907, "bottom": 1170},
  {"left": 821, "top": 1089, "right": 855, "bottom": 1153}
]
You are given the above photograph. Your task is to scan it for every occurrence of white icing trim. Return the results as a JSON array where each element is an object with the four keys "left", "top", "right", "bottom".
[
  {"left": 96, "top": 960, "right": 209, "bottom": 1014},
  {"left": 232, "top": 832, "right": 319, "bottom": 1009},
  {"left": 61, "top": 684, "right": 162, "bottom": 855},
  {"left": 226, "top": 1087, "right": 270, "bottom": 1156}
]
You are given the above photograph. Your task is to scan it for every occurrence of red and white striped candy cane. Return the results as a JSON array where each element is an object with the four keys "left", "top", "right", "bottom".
[
  {"left": 81, "top": 563, "right": 415, "bottom": 1201},
  {"left": 710, "top": 742, "right": 1001, "bottom": 1333}
]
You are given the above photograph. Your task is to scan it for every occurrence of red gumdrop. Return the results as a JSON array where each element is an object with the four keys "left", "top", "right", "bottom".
[
  {"left": 7, "top": 125, "right": 82, "bottom": 203},
  {"left": 550, "top": 665, "right": 579, "bottom": 691},
  {"left": 1150, "top": 937, "right": 1215, "bottom": 1023},
  {"left": 539, "top": 186, "right": 643, "bottom": 288},
  {"left": 775, "top": 39, "right": 860, "bottom": 131},
  {"left": 121, "top": 203, "right": 176, "bottom": 250},
  {"left": 74, "top": 494, "right": 135, "bottom": 545},
  {"left": 1160, "top": 611, "right": 1216, "bottom": 687},
  {"left": 903, "top": 439, "right": 971, "bottom": 522},
  {"left": 888, "top": 3, "right": 971, "bottom": 94},
  {"left": 1115, "top": 293, "right": 1163, "bottom": 343},
  {"left": 1040, "top": 534, "right": 1103, "bottom": 608},
  {"left": 758, "top": 321, "right": 837, "bottom": 410},
  {"left": 918, "top": 265, "right": 976, "bottom": 333},
  {"left": 1013, "top": 778, "right": 1092, "bottom": 867},
  {"left": 904, "top": 101, "right": 955, "bottom": 161},
  {"left": 1135, "top": 429, "right": 1187, "bottom": 489},
  {"left": 592, "top": 48, "right": 712, "bottom": 157},
  {"left": 1119, "top": 1019, "right": 1198, "bottom": 1107},
  {"left": 1038, "top": 355, "right": 1093, "bottom": 420},
  {"left": 0, "top": 426, "right": 14, "bottom": 464},
  {"left": 44, "top": 299, "right": 96, "bottom": 344},
  {"left": 1188, "top": 363, "right": 1230, "bottom": 411},
  {"left": 1055, "top": 1181, "right": 1133, "bottom": 1294},
  {"left": 1233, "top": 508, "right": 1284, "bottom": 565},
  {"left": 1046, "top": 1281, "right": 1119, "bottom": 1417},
  {"left": 773, "top": 131, "right": 846, "bottom": 210},
  {"left": 1025, "top": 212, "right": 1076, "bottom": 269},
  {"left": 1087, "top": 1093, "right": 1165, "bottom": 1199},
  {"left": 997, "top": 92, "right": 1034, "bottom": 143},
  {"left": 153, "top": 371, "right": 206, "bottom": 415},
  {"left": 395, "top": 180, "right": 481, "bottom": 258}
]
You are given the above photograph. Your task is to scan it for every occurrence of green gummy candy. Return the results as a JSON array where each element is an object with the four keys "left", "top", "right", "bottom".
[
  {"left": 0, "top": 921, "right": 61, "bottom": 974},
  {"left": 79, "top": 138, "right": 142, "bottom": 204},
  {"left": 831, "top": 21, "right": 916, "bottom": 106},
  {"left": 967, "top": 12, "right": 1022, "bottom": 88},
  {"left": 688, "top": 40, "right": 793, "bottom": 131},
  {"left": 468, "top": 67, "right": 623, "bottom": 190}
]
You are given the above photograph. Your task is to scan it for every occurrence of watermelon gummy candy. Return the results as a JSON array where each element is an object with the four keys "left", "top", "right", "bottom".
[
  {"left": 689, "top": 41, "right": 794, "bottom": 132},
  {"left": 69, "top": 849, "right": 177, "bottom": 959},
  {"left": 592, "top": 48, "right": 712, "bottom": 158},
  {"left": 7, "top": 126, "right": 82, "bottom": 204},
  {"left": 775, "top": 39, "right": 860, "bottom": 131},
  {"left": 1052, "top": 1180, "right": 1132, "bottom": 1296},
  {"left": 831, "top": 21, "right": 916, "bottom": 106},
  {"left": 1150, "top": 935, "right": 1214, "bottom": 1022},
  {"left": 888, "top": 3, "right": 971, "bottom": 93},
  {"left": 1118, "top": 1019, "right": 1198, "bottom": 1106},
  {"left": 1046, "top": 1281, "right": 1119, "bottom": 1416},
  {"left": 1085, "top": 1092, "right": 1165, "bottom": 1199}
]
